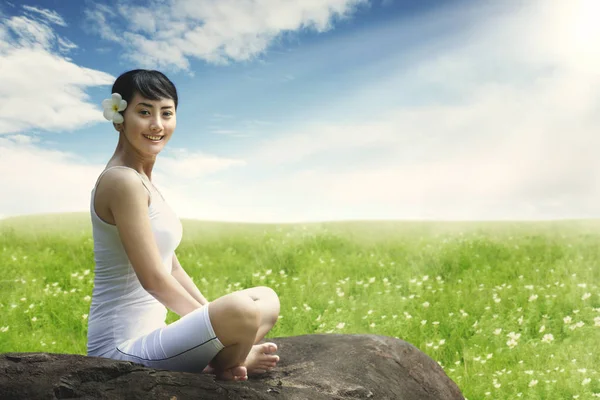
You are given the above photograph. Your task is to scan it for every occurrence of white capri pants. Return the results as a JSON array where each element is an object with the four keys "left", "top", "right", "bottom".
[{"left": 104, "top": 304, "right": 225, "bottom": 373}]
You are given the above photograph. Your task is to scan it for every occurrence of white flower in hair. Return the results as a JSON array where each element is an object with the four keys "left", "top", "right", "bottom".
[{"left": 102, "top": 93, "right": 127, "bottom": 123}]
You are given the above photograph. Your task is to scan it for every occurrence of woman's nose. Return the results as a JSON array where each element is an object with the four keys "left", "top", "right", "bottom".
[{"left": 151, "top": 118, "right": 163, "bottom": 131}]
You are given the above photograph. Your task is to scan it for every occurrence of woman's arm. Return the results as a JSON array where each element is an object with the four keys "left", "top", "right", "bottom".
[
  {"left": 171, "top": 253, "right": 209, "bottom": 306},
  {"left": 104, "top": 169, "right": 203, "bottom": 317}
]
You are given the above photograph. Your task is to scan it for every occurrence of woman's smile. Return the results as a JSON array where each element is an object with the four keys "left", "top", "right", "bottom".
[{"left": 143, "top": 134, "right": 165, "bottom": 142}]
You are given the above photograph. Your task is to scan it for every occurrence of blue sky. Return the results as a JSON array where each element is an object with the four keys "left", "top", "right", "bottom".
[{"left": 1, "top": 0, "right": 599, "bottom": 222}]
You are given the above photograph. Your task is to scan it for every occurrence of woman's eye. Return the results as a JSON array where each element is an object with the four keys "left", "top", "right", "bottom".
[{"left": 139, "top": 111, "right": 172, "bottom": 117}]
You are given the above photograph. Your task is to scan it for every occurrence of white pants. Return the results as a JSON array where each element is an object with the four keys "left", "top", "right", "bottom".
[{"left": 104, "top": 304, "right": 224, "bottom": 373}]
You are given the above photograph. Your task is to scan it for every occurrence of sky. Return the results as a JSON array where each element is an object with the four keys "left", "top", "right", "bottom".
[{"left": 0, "top": 0, "right": 599, "bottom": 223}]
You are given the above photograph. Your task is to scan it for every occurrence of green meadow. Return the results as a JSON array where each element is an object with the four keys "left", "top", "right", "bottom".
[{"left": 1, "top": 213, "right": 599, "bottom": 399}]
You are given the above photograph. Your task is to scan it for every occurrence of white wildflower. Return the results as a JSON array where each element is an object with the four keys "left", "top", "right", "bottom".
[
  {"left": 582, "top": 293, "right": 591, "bottom": 301},
  {"left": 541, "top": 334, "right": 554, "bottom": 344},
  {"left": 528, "top": 294, "right": 538, "bottom": 302},
  {"left": 102, "top": 93, "right": 127, "bottom": 123}
]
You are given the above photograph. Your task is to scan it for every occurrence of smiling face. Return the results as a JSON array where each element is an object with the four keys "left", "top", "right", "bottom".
[{"left": 118, "top": 91, "right": 177, "bottom": 155}]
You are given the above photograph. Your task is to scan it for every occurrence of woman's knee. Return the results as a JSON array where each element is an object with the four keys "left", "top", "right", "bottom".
[
  {"left": 253, "top": 286, "right": 280, "bottom": 325},
  {"left": 209, "top": 293, "right": 260, "bottom": 344},
  {"left": 248, "top": 286, "right": 280, "bottom": 305}
]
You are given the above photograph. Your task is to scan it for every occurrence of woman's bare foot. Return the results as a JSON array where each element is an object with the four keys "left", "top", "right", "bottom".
[
  {"left": 243, "top": 342, "right": 279, "bottom": 375},
  {"left": 216, "top": 365, "right": 248, "bottom": 381},
  {"left": 202, "top": 364, "right": 215, "bottom": 374},
  {"left": 204, "top": 342, "right": 279, "bottom": 380}
]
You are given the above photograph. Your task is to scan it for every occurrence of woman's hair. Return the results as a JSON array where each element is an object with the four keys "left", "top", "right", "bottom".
[{"left": 111, "top": 69, "right": 178, "bottom": 118}]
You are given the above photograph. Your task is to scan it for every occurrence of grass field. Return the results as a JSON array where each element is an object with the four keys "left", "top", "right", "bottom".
[{"left": 1, "top": 213, "right": 599, "bottom": 399}]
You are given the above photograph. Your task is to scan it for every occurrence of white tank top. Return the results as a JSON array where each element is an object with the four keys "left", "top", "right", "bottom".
[{"left": 86, "top": 166, "right": 183, "bottom": 357}]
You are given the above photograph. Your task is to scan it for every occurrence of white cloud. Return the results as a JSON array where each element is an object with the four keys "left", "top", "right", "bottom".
[
  {"left": 84, "top": 0, "right": 368, "bottom": 70},
  {"left": 22, "top": 5, "right": 67, "bottom": 27},
  {"left": 5, "top": 134, "right": 40, "bottom": 145},
  {"left": 82, "top": 4, "right": 120, "bottom": 42},
  {"left": 159, "top": 148, "right": 246, "bottom": 180},
  {"left": 116, "top": 4, "right": 157, "bottom": 34},
  {"left": 57, "top": 36, "right": 78, "bottom": 52},
  {"left": 209, "top": 129, "right": 252, "bottom": 138},
  {"left": 0, "top": 10, "right": 115, "bottom": 135},
  {"left": 0, "top": 136, "right": 103, "bottom": 217},
  {"left": 5, "top": 16, "right": 55, "bottom": 50}
]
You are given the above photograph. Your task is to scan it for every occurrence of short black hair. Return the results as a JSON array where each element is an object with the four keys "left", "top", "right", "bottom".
[{"left": 111, "top": 69, "right": 178, "bottom": 117}]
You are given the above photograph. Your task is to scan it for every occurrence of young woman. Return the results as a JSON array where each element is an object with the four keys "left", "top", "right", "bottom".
[{"left": 86, "top": 69, "right": 280, "bottom": 381}]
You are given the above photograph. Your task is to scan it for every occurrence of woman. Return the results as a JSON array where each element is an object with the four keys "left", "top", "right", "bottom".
[{"left": 86, "top": 69, "right": 280, "bottom": 381}]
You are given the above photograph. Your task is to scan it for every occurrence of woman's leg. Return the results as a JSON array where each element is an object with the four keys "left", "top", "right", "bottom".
[
  {"left": 234, "top": 286, "right": 280, "bottom": 343},
  {"left": 207, "top": 286, "right": 280, "bottom": 379},
  {"left": 111, "top": 286, "right": 280, "bottom": 381},
  {"left": 112, "top": 304, "right": 226, "bottom": 374},
  {"left": 205, "top": 292, "right": 260, "bottom": 378}
]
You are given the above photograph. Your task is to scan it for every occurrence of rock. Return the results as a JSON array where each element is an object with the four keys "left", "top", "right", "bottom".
[{"left": 0, "top": 334, "right": 464, "bottom": 399}]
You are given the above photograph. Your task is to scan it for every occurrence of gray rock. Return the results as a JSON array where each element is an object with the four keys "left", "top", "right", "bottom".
[{"left": 0, "top": 334, "right": 464, "bottom": 399}]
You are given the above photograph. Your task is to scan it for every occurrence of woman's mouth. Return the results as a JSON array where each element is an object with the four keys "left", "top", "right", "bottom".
[{"left": 143, "top": 134, "right": 164, "bottom": 142}]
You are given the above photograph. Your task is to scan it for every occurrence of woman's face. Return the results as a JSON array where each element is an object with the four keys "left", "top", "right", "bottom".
[{"left": 119, "top": 92, "right": 176, "bottom": 155}]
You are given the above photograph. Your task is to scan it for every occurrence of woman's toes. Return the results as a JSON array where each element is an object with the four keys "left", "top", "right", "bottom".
[
  {"left": 229, "top": 366, "right": 247, "bottom": 380},
  {"left": 255, "top": 354, "right": 278, "bottom": 366},
  {"left": 263, "top": 342, "right": 278, "bottom": 353}
]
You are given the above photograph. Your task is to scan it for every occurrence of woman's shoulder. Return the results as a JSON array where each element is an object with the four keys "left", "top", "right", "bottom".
[
  {"left": 96, "top": 166, "right": 146, "bottom": 191},
  {"left": 95, "top": 166, "right": 151, "bottom": 209}
]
